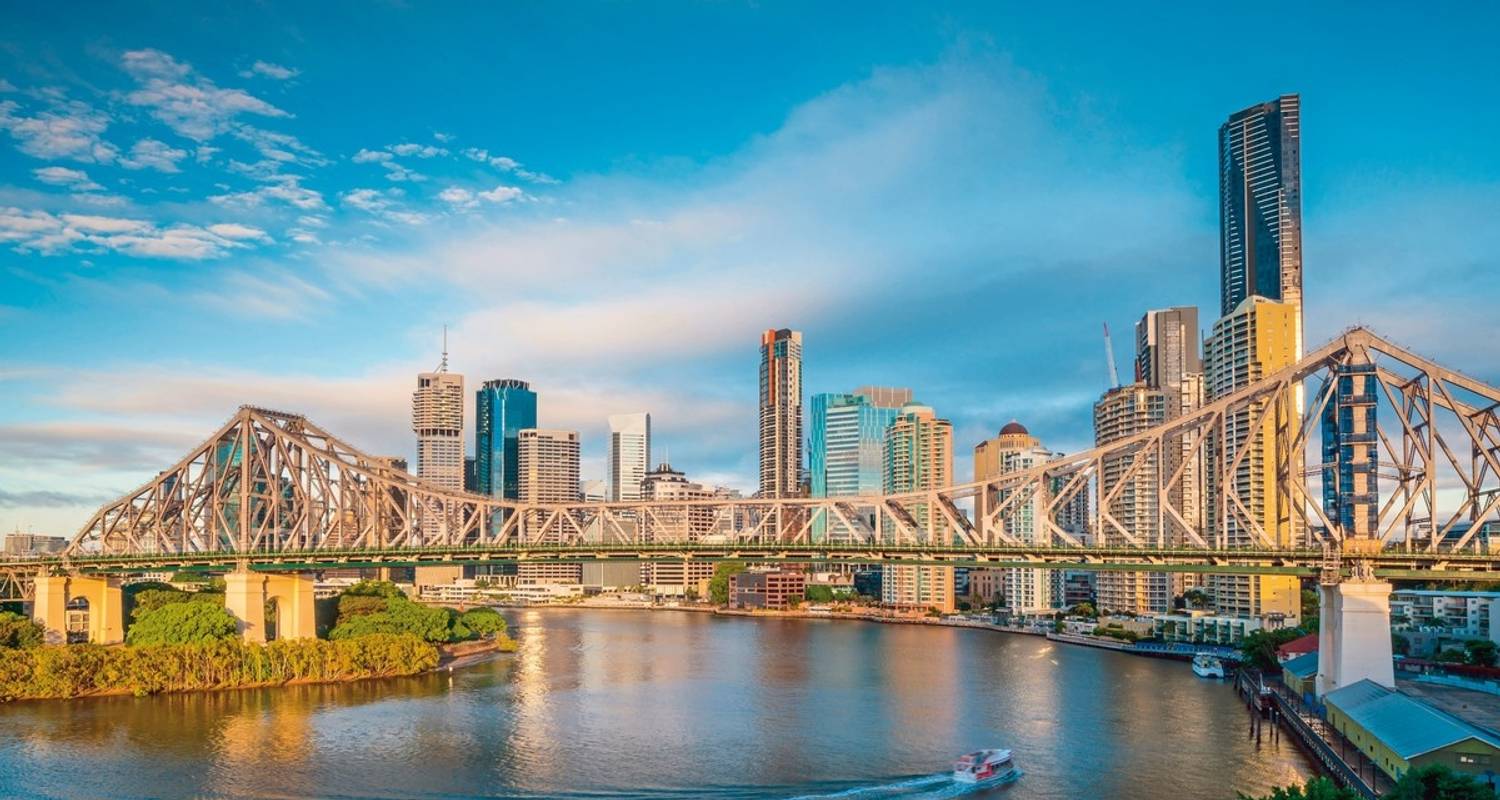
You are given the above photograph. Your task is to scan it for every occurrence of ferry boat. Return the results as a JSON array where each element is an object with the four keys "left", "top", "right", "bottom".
[
  {"left": 1192, "top": 653, "right": 1226, "bottom": 679},
  {"left": 952, "top": 749, "right": 1018, "bottom": 785}
]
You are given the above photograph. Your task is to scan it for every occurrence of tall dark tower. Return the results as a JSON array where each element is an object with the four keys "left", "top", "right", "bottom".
[{"left": 1219, "top": 94, "right": 1302, "bottom": 355}]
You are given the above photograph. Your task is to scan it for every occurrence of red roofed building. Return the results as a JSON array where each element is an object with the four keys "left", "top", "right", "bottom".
[{"left": 1277, "top": 632, "right": 1319, "bottom": 663}]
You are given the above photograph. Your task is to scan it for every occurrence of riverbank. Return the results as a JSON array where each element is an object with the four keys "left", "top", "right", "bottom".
[
  {"left": 531, "top": 601, "right": 1238, "bottom": 663},
  {"left": 0, "top": 633, "right": 516, "bottom": 703}
]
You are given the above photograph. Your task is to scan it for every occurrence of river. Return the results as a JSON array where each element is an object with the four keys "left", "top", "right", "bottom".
[{"left": 0, "top": 608, "right": 1315, "bottom": 799}]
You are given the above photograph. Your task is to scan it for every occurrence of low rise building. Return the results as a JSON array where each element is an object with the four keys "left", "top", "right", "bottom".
[
  {"left": 728, "top": 570, "right": 806, "bottom": 610},
  {"left": 1325, "top": 679, "right": 1500, "bottom": 781},
  {"left": 1390, "top": 589, "right": 1500, "bottom": 657},
  {"left": 1151, "top": 610, "right": 1264, "bottom": 645},
  {"left": 1281, "top": 652, "right": 1319, "bottom": 703}
]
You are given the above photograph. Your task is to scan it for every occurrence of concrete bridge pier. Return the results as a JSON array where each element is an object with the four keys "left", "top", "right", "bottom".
[
  {"left": 1315, "top": 568, "right": 1395, "bottom": 697},
  {"left": 224, "top": 569, "right": 316, "bottom": 643},
  {"left": 31, "top": 574, "right": 124, "bottom": 645}
]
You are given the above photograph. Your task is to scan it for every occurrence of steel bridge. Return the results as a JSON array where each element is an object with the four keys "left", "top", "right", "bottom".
[{"left": 3, "top": 326, "right": 1499, "bottom": 599}]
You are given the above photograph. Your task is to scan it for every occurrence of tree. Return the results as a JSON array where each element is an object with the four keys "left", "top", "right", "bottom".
[
  {"left": 0, "top": 611, "right": 44, "bottom": 649},
  {"left": 343, "top": 580, "right": 405, "bottom": 599},
  {"left": 337, "top": 594, "right": 390, "bottom": 625},
  {"left": 1435, "top": 648, "right": 1469, "bottom": 664},
  {"left": 708, "top": 561, "right": 748, "bottom": 606},
  {"left": 328, "top": 596, "right": 458, "bottom": 643},
  {"left": 1393, "top": 633, "right": 1412, "bottom": 656},
  {"left": 1068, "top": 602, "right": 1097, "bottom": 619},
  {"left": 1301, "top": 589, "right": 1321, "bottom": 633},
  {"left": 459, "top": 608, "right": 507, "bottom": 637},
  {"left": 1385, "top": 763, "right": 1498, "bottom": 800},
  {"left": 1240, "top": 628, "right": 1309, "bottom": 671},
  {"left": 128, "top": 587, "right": 222, "bottom": 621},
  {"left": 1239, "top": 777, "right": 1361, "bottom": 800},
  {"left": 127, "top": 602, "right": 238, "bottom": 645},
  {"left": 1463, "top": 639, "right": 1499, "bottom": 667},
  {"left": 1182, "top": 589, "right": 1211, "bottom": 610}
]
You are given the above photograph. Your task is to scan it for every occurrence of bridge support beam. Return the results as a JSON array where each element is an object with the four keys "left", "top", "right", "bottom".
[
  {"left": 31, "top": 574, "right": 123, "bottom": 645},
  {"left": 225, "top": 570, "right": 316, "bottom": 643},
  {"left": 1316, "top": 578, "right": 1395, "bottom": 697}
]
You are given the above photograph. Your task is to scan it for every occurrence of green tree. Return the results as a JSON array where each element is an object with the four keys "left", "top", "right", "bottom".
[
  {"left": 1068, "top": 602, "right": 1097, "bottom": 619},
  {"left": 128, "top": 587, "right": 223, "bottom": 621},
  {"left": 344, "top": 580, "right": 405, "bottom": 599},
  {"left": 1393, "top": 633, "right": 1412, "bottom": 656},
  {"left": 1435, "top": 648, "right": 1469, "bottom": 664},
  {"left": 1181, "top": 589, "right": 1210, "bottom": 610},
  {"left": 327, "top": 597, "right": 457, "bottom": 643},
  {"left": 1239, "top": 777, "right": 1361, "bottom": 800},
  {"left": 458, "top": 608, "right": 506, "bottom": 637},
  {"left": 1465, "top": 639, "right": 1499, "bottom": 667},
  {"left": 336, "top": 594, "right": 390, "bottom": 625},
  {"left": 0, "top": 612, "right": 44, "bottom": 649},
  {"left": 708, "top": 561, "right": 748, "bottom": 606},
  {"left": 127, "top": 602, "right": 238, "bottom": 646},
  {"left": 1301, "top": 589, "right": 1320, "bottom": 633},
  {"left": 1385, "top": 763, "right": 1498, "bottom": 800},
  {"left": 1240, "top": 628, "right": 1309, "bottom": 671}
]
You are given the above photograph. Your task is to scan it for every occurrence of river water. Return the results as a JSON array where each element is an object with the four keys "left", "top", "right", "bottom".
[{"left": 0, "top": 609, "right": 1314, "bottom": 799}]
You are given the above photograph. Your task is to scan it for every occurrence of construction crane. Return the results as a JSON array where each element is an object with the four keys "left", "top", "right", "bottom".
[{"left": 1102, "top": 322, "right": 1120, "bottom": 389}]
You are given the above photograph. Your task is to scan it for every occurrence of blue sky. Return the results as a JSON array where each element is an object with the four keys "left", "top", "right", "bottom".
[{"left": 2, "top": 3, "right": 1499, "bottom": 536}]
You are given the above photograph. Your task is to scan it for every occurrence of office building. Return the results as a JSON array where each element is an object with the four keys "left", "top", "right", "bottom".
[
  {"left": 809, "top": 386, "right": 910, "bottom": 541},
  {"left": 1219, "top": 94, "right": 1303, "bottom": 358},
  {"left": 640, "top": 461, "right": 720, "bottom": 541},
  {"left": 3, "top": 532, "right": 67, "bottom": 556},
  {"left": 517, "top": 428, "right": 582, "bottom": 585},
  {"left": 758, "top": 328, "right": 803, "bottom": 498},
  {"left": 729, "top": 570, "right": 807, "bottom": 610},
  {"left": 1093, "top": 383, "right": 1170, "bottom": 614},
  {"left": 412, "top": 351, "right": 464, "bottom": 491},
  {"left": 475, "top": 379, "right": 537, "bottom": 499},
  {"left": 607, "top": 412, "right": 651, "bottom": 501},
  {"left": 1136, "top": 307, "right": 1207, "bottom": 549},
  {"left": 580, "top": 479, "right": 608, "bottom": 503},
  {"left": 1204, "top": 296, "right": 1302, "bottom": 621},
  {"left": 881, "top": 403, "right": 955, "bottom": 612},
  {"left": 974, "top": 422, "right": 1057, "bottom": 613}
]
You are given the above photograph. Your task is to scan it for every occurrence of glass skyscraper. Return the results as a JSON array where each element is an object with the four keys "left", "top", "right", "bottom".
[
  {"left": 475, "top": 378, "right": 537, "bottom": 499},
  {"left": 1219, "top": 94, "right": 1302, "bottom": 356},
  {"left": 808, "top": 387, "right": 911, "bottom": 499}
]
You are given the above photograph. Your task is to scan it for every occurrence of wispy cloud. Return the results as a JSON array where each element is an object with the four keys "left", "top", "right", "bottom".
[
  {"left": 32, "top": 166, "right": 102, "bottom": 191},
  {"left": 118, "top": 137, "right": 189, "bottom": 172},
  {"left": 0, "top": 96, "right": 118, "bottom": 163},
  {"left": 239, "top": 60, "right": 299, "bottom": 81},
  {"left": 121, "top": 48, "right": 289, "bottom": 141},
  {"left": 0, "top": 207, "right": 276, "bottom": 259}
]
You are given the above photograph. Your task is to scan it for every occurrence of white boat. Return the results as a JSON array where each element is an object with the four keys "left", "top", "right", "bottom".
[
  {"left": 952, "top": 749, "right": 1018, "bottom": 785},
  {"left": 1192, "top": 653, "right": 1226, "bottom": 679}
]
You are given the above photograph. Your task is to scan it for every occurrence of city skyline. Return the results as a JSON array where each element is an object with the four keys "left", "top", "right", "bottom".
[{"left": 4, "top": 4, "right": 1500, "bottom": 538}]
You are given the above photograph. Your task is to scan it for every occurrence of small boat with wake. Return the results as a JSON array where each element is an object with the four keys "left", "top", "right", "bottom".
[{"left": 952, "top": 749, "right": 1018, "bottom": 786}]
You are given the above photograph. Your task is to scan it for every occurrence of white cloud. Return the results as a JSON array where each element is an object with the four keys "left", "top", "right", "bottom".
[
  {"left": 206, "top": 222, "right": 270, "bottom": 241},
  {"left": 287, "top": 227, "right": 321, "bottom": 244},
  {"left": 433, "top": 132, "right": 454, "bottom": 143},
  {"left": 0, "top": 97, "right": 119, "bottom": 163},
  {"left": 389, "top": 143, "right": 447, "bottom": 159},
  {"left": 296, "top": 214, "right": 328, "bottom": 228},
  {"left": 0, "top": 78, "right": 16, "bottom": 92},
  {"left": 436, "top": 187, "right": 476, "bottom": 208},
  {"left": 195, "top": 145, "right": 219, "bottom": 163},
  {"left": 341, "top": 187, "right": 429, "bottom": 225},
  {"left": 231, "top": 125, "right": 325, "bottom": 166},
  {"left": 32, "top": 166, "right": 103, "bottom": 191},
  {"left": 478, "top": 185, "right": 523, "bottom": 203},
  {"left": 119, "top": 138, "right": 189, "bottom": 172},
  {"left": 61, "top": 214, "right": 151, "bottom": 234},
  {"left": 352, "top": 148, "right": 392, "bottom": 164},
  {"left": 208, "top": 174, "right": 326, "bottom": 210},
  {"left": 240, "top": 60, "right": 299, "bottom": 80},
  {"left": 381, "top": 161, "right": 424, "bottom": 182},
  {"left": 121, "top": 48, "right": 289, "bottom": 141}
]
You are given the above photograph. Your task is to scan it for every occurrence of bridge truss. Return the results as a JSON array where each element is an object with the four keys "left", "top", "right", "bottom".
[{"left": 0, "top": 327, "right": 1493, "bottom": 594}]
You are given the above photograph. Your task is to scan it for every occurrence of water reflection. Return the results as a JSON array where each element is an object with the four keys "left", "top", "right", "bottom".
[{"left": 0, "top": 610, "right": 1314, "bottom": 799}]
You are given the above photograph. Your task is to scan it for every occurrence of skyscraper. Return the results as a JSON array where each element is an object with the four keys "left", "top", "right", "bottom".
[
  {"left": 758, "top": 328, "right": 803, "bottom": 498},
  {"left": 1093, "top": 383, "right": 1169, "bottom": 614},
  {"left": 1204, "top": 296, "right": 1302, "bottom": 621},
  {"left": 607, "top": 412, "right": 651, "bottom": 502},
  {"left": 809, "top": 387, "right": 910, "bottom": 497},
  {"left": 517, "top": 428, "right": 583, "bottom": 586},
  {"left": 475, "top": 379, "right": 537, "bottom": 499},
  {"left": 1322, "top": 362, "right": 1379, "bottom": 539},
  {"left": 974, "top": 422, "right": 1057, "bottom": 613},
  {"left": 1136, "top": 306, "right": 1207, "bottom": 596},
  {"left": 1220, "top": 94, "right": 1303, "bottom": 357},
  {"left": 881, "top": 403, "right": 954, "bottom": 612},
  {"left": 411, "top": 350, "right": 464, "bottom": 491}
]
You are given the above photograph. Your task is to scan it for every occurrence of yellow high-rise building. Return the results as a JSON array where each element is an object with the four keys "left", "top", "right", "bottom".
[
  {"left": 1204, "top": 296, "right": 1302, "bottom": 621},
  {"left": 882, "top": 403, "right": 954, "bottom": 613}
]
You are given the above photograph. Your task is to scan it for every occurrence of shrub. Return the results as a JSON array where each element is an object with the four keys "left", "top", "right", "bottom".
[
  {"left": 343, "top": 580, "right": 405, "bottom": 599},
  {"left": 0, "top": 612, "right": 44, "bottom": 649},
  {"left": 127, "top": 602, "right": 238, "bottom": 646},
  {"left": 129, "top": 587, "right": 223, "bottom": 622},
  {"left": 336, "top": 594, "right": 390, "bottom": 625}
]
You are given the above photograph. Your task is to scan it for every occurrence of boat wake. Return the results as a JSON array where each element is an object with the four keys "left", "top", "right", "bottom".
[{"left": 788, "top": 770, "right": 1022, "bottom": 799}]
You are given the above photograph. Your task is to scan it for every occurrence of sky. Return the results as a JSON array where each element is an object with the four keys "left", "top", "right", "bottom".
[{"left": 2, "top": 2, "right": 1499, "bottom": 538}]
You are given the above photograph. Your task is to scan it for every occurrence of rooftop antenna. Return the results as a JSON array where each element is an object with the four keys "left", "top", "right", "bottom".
[
  {"left": 438, "top": 325, "right": 449, "bottom": 373},
  {"left": 1103, "top": 322, "right": 1120, "bottom": 389}
]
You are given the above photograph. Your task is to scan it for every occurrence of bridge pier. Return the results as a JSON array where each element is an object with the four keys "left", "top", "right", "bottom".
[
  {"left": 31, "top": 574, "right": 124, "bottom": 645},
  {"left": 224, "top": 570, "right": 316, "bottom": 643},
  {"left": 1316, "top": 575, "right": 1395, "bottom": 697}
]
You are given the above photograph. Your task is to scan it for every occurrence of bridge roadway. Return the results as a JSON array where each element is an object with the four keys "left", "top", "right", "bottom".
[{"left": 5, "top": 543, "right": 1500, "bottom": 582}]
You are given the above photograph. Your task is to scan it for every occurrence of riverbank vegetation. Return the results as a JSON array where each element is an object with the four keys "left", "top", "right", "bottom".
[
  {"left": 0, "top": 579, "right": 513, "bottom": 702},
  {"left": 1243, "top": 764, "right": 1497, "bottom": 799}
]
